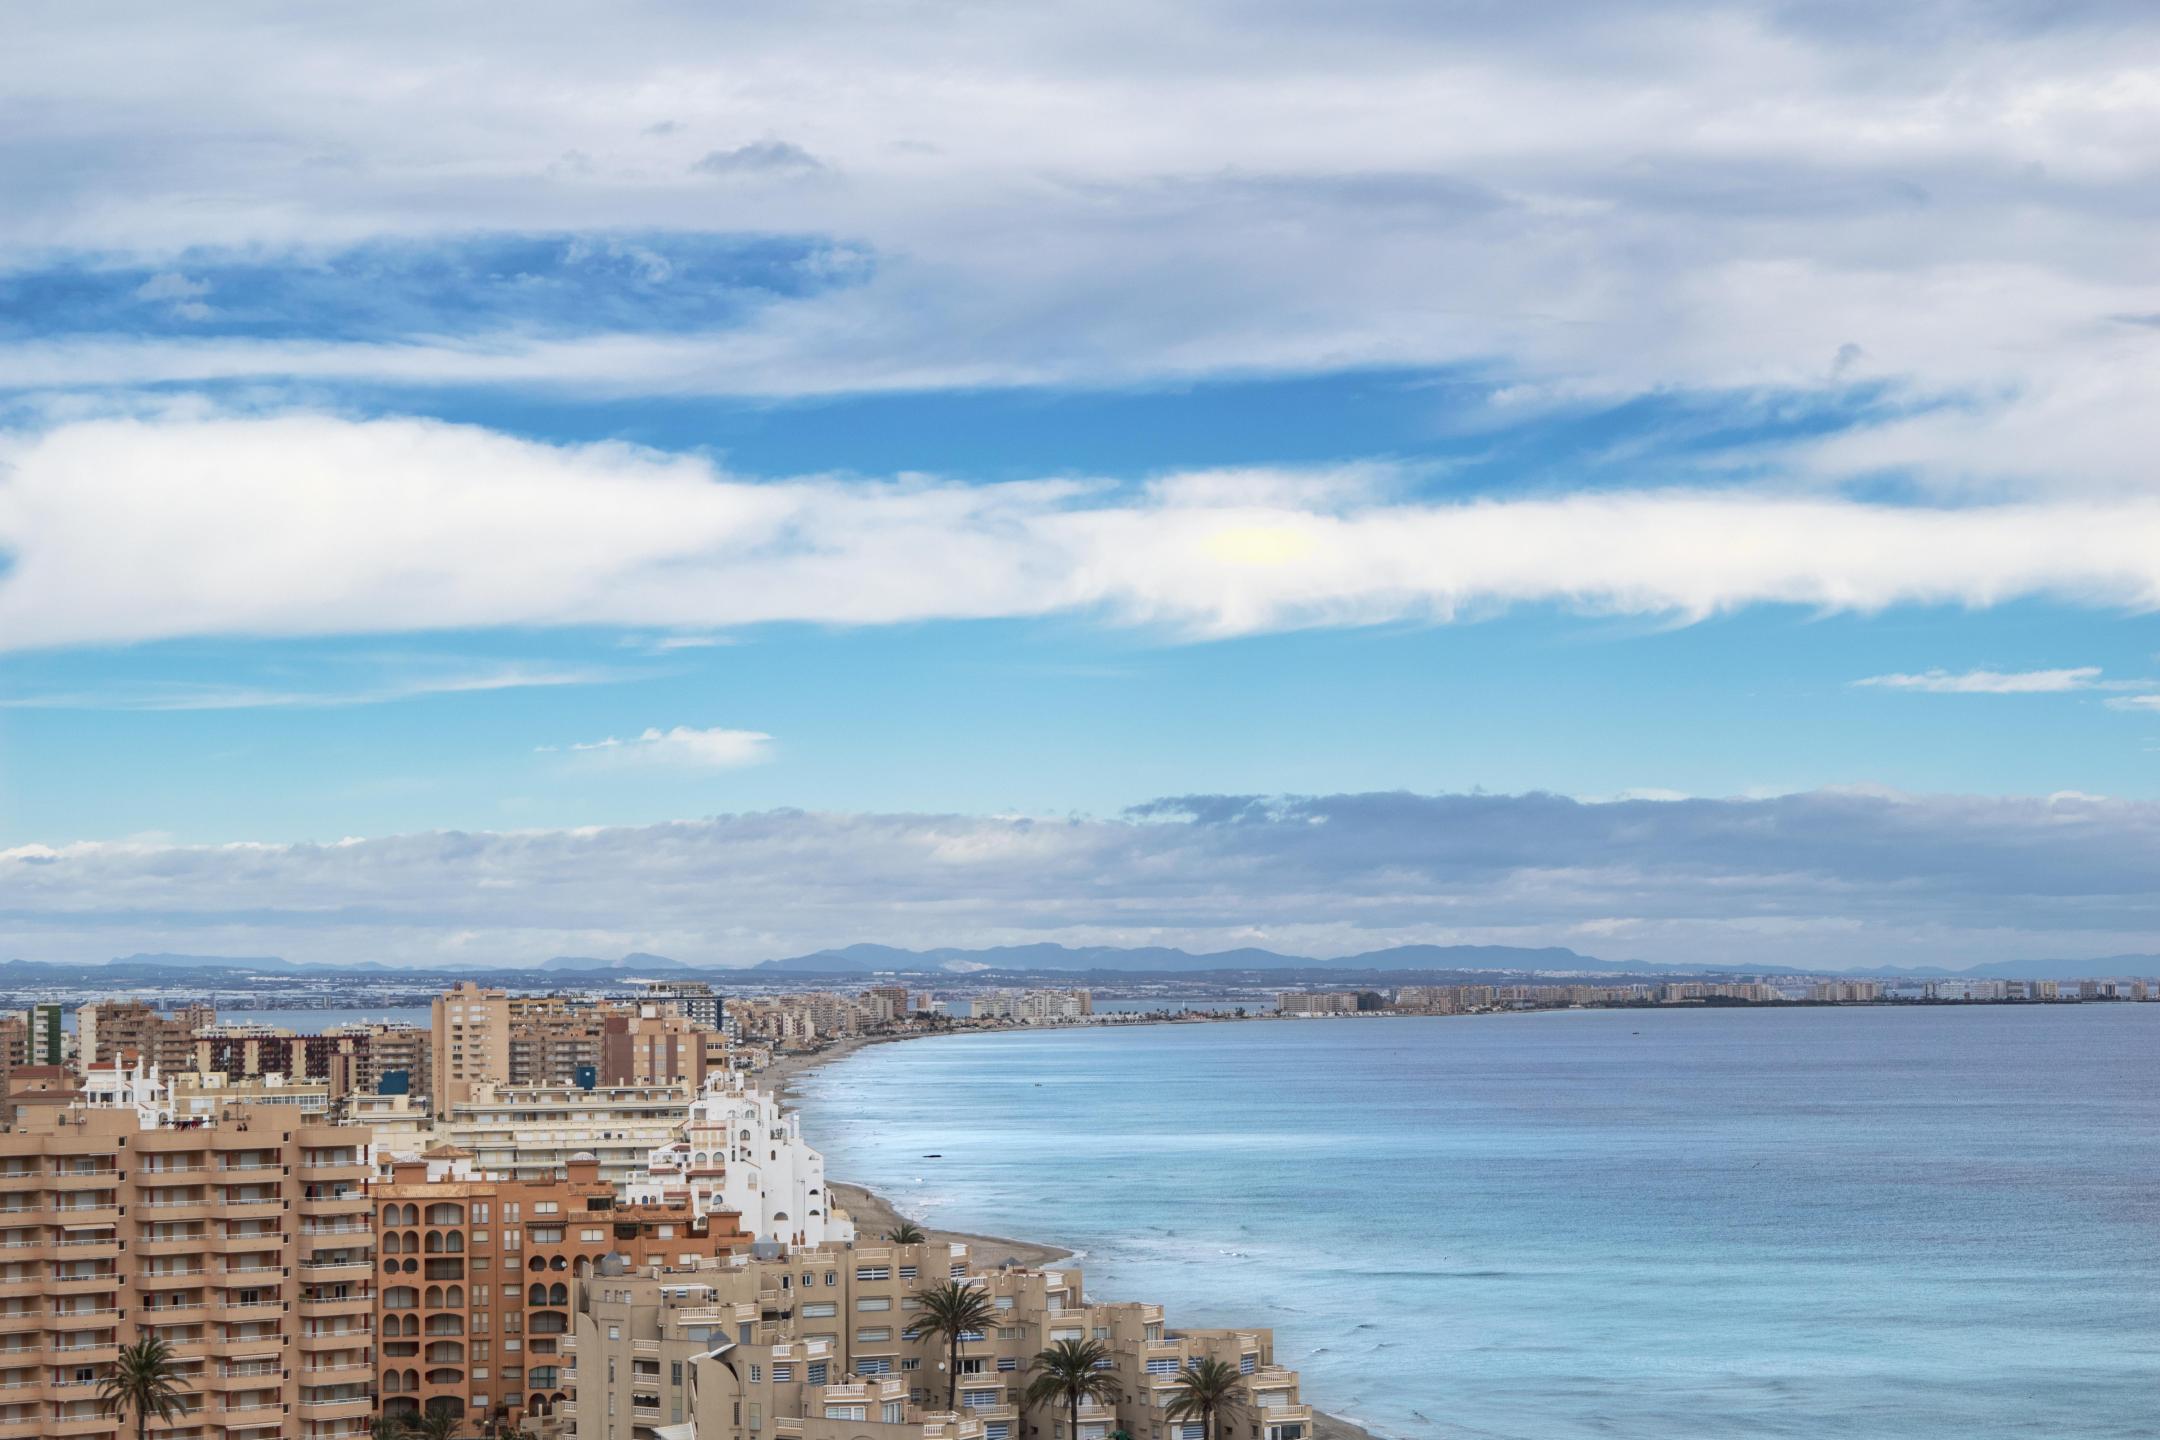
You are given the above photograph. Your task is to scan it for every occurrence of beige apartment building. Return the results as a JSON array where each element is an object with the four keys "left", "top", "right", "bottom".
[
  {"left": 566, "top": 1241, "right": 1311, "bottom": 1440},
  {"left": 435, "top": 1081, "right": 696, "bottom": 1186},
  {"left": 433, "top": 983, "right": 514, "bottom": 1116},
  {"left": 0, "top": 1103, "right": 374, "bottom": 1440}
]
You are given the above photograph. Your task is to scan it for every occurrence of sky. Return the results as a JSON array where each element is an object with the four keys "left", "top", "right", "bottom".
[{"left": 4, "top": 1, "right": 2160, "bottom": 970}]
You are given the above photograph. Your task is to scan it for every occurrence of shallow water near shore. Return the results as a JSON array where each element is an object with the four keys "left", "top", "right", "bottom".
[{"left": 793, "top": 1005, "right": 2160, "bottom": 1440}]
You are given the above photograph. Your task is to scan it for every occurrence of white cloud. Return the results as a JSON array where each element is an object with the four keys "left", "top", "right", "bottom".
[
  {"left": 0, "top": 664, "right": 623, "bottom": 711},
  {"left": 2, "top": 2, "right": 2160, "bottom": 494},
  {"left": 1853, "top": 667, "right": 2105, "bottom": 694},
  {"left": 6, "top": 787, "right": 2160, "bottom": 970},
  {"left": 553, "top": 726, "right": 773, "bottom": 769},
  {"left": 13, "top": 413, "right": 2160, "bottom": 650}
]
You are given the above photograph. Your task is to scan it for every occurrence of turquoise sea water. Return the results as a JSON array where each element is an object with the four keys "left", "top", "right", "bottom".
[{"left": 794, "top": 1006, "right": 2160, "bottom": 1440}]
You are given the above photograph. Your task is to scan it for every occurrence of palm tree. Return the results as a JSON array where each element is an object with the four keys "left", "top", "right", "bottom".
[
  {"left": 409, "top": 1407, "right": 466, "bottom": 1440},
  {"left": 887, "top": 1220, "right": 928, "bottom": 1244},
  {"left": 371, "top": 1417, "right": 407, "bottom": 1440},
  {"left": 1024, "top": 1338, "right": 1121, "bottom": 1440},
  {"left": 1163, "top": 1358, "right": 1244, "bottom": 1440},
  {"left": 903, "top": 1278, "right": 998, "bottom": 1411},
  {"left": 99, "top": 1336, "right": 185, "bottom": 1440}
]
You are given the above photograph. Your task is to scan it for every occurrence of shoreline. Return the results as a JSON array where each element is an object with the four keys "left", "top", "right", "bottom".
[{"left": 762, "top": 1024, "right": 1386, "bottom": 1440}]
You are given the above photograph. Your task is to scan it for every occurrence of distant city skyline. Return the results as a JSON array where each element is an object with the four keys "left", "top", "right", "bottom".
[{"left": 5, "top": 5, "right": 2160, "bottom": 968}]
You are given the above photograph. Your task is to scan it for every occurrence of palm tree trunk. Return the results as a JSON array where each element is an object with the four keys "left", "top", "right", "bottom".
[
  {"left": 947, "top": 1333, "right": 959, "bottom": 1410},
  {"left": 1070, "top": 1393, "right": 1080, "bottom": 1440}
]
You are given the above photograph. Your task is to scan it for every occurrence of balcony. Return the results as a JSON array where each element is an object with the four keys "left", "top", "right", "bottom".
[
  {"left": 45, "top": 1307, "right": 120, "bottom": 1330},
  {"left": 297, "top": 1328, "right": 370, "bottom": 1350},
  {"left": 301, "top": 1361, "right": 371, "bottom": 1379},
  {"left": 50, "top": 1236, "right": 117, "bottom": 1256},
  {"left": 138, "top": 1268, "right": 208, "bottom": 1287},
  {"left": 137, "top": 1199, "right": 217, "bottom": 1223},
  {"left": 215, "top": 1198, "right": 286, "bottom": 1221},
  {"left": 208, "top": 1232, "right": 284, "bottom": 1254},
  {"left": 296, "top": 1395, "right": 372, "bottom": 1421},
  {"left": 0, "top": 1314, "right": 43, "bottom": 1337},
  {"left": 48, "top": 1170, "right": 118, "bottom": 1192},
  {"left": 296, "top": 1294, "right": 371, "bottom": 1318},
  {"left": 139, "top": 1301, "right": 216, "bottom": 1327},
  {"left": 296, "top": 1259, "right": 370, "bottom": 1280},
  {"left": 135, "top": 1233, "right": 208, "bottom": 1257},
  {"left": 46, "top": 1203, "right": 118, "bottom": 1228},
  {"left": 40, "top": 1413, "right": 117, "bottom": 1438},
  {"left": 47, "top": 1340, "right": 119, "bottom": 1363},
  {"left": 48, "top": 1271, "right": 117, "bottom": 1293},
  {"left": 296, "top": 1161, "right": 369, "bottom": 1183}
]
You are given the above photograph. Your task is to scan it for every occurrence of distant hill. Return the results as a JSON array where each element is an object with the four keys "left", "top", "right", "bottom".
[
  {"left": 541, "top": 952, "right": 690, "bottom": 973},
  {"left": 108, "top": 952, "right": 303, "bottom": 972},
  {"left": 751, "top": 941, "right": 1657, "bottom": 975}
]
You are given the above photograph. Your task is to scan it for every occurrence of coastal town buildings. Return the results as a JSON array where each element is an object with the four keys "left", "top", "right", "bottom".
[
  {"left": 621, "top": 1071, "right": 854, "bottom": 1246},
  {"left": 372, "top": 1151, "right": 751, "bottom": 1434},
  {"left": 75, "top": 998, "right": 214, "bottom": 1071},
  {"left": 433, "top": 982, "right": 514, "bottom": 1115},
  {"left": 431, "top": 1080, "right": 699, "bottom": 1185},
  {"left": 0, "top": 1100, "right": 374, "bottom": 1440},
  {"left": 565, "top": 1240, "right": 1313, "bottom": 1440}
]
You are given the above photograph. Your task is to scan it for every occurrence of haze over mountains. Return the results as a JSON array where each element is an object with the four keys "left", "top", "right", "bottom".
[{"left": 8, "top": 943, "right": 2151, "bottom": 983}]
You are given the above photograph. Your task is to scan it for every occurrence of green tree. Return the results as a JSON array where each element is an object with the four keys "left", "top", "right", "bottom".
[
  {"left": 887, "top": 1221, "right": 928, "bottom": 1244},
  {"left": 903, "top": 1278, "right": 998, "bottom": 1411},
  {"left": 1023, "top": 1337, "right": 1122, "bottom": 1440},
  {"left": 99, "top": 1336, "right": 185, "bottom": 1440},
  {"left": 409, "top": 1406, "right": 467, "bottom": 1440},
  {"left": 371, "top": 1417, "right": 408, "bottom": 1440},
  {"left": 1164, "top": 1358, "right": 1245, "bottom": 1440}
]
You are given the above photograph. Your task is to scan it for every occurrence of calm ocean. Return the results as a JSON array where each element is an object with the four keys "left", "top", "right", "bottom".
[{"left": 793, "top": 1005, "right": 2160, "bottom": 1440}]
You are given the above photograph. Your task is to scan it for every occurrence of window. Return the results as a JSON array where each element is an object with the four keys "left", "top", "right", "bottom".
[
  {"left": 1240, "top": 1355, "right": 1257, "bottom": 1375},
  {"left": 857, "top": 1297, "right": 890, "bottom": 1312},
  {"left": 807, "top": 1362, "right": 827, "bottom": 1385},
  {"left": 857, "top": 1357, "right": 891, "bottom": 1376},
  {"left": 750, "top": 1364, "right": 762, "bottom": 1382},
  {"left": 801, "top": 1302, "right": 836, "bottom": 1319},
  {"left": 825, "top": 1271, "right": 837, "bottom": 1286},
  {"left": 997, "top": 1357, "right": 1017, "bottom": 1372},
  {"left": 856, "top": 1327, "right": 891, "bottom": 1343},
  {"left": 902, "top": 1357, "right": 921, "bottom": 1371},
  {"left": 581, "top": 1229, "right": 605, "bottom": 1242},
  {"left": 856, "top": 1266, "right": 889, "bottom": 1281},
  {"left": 899, "top": 1265, "right": 917, "bottom": 1280},
  {"left": 1145, "top": 1359, "right": 1177, "bottom": 1376},
  {"left": 771, "top": 1363, "right": 793, "bottom": 1381}
]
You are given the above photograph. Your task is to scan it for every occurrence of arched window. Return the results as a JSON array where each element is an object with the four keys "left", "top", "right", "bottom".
[
  {"left": 528, "top": 1283, "right": 547, "bottom": 1306},
  {"left": 384, "top": 1286, "right": 417, "bottom": 1310},
  {"left": 425, "top": 1202, "right": 465, "bottom": 1226},
  {"left": 445, "top": 1285, "right": 464, "bottom": 1308},
  {"left": 549, "top": 1283, "right": 568, "bottom": 1306},
  {"left": 424, "top": 1286, "right": 443, "bottom": 1309}
]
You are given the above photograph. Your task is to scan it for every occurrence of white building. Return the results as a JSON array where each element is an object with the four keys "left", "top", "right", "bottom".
[{"left": 621, "top": 1071, "right": 854, "bottom": 1247}]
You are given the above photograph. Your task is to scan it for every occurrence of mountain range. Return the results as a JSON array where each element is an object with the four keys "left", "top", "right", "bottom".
[{"left": 44, "top": 943, "right": 2160, "bottom": 981}]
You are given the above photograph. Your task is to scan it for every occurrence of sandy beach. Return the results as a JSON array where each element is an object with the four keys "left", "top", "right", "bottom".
[{"left": 763, "top": 1027, "right": 1386, "bottom": 1440}]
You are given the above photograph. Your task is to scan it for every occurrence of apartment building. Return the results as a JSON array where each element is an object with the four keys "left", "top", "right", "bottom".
[
  {"left": 75, "top": 1000, "right": 214, "bottom": 1072},
  {"left": 621, "top": 1071, "right": 854, "bottom": 1246},
  {"left": 1809, "top": 980, "right": 1885, "bottom": 1003},
  {"left": 373, "top": 1154, "right": 749, "bottom": 1434},
  {"left": 23, "top": 1007, "right": 63, "bottom": 1068},
  {"left": 1276, "top": 992, "right": 1357, "bottom": 1016},
  {"left": 323, "top": 1021, "right": 432, "bottom": 1101},
  {"left": 602, "top": 1009, "right": 713, "bottom": 1089},
  {"left": 0, "top": 1102, "right": 373, "bottom": 1440},
  {"left": 566, "top": 1242, "right": 1311, "bottom": 1440},
  {"left": 636, "top": 981, "right": 723, "bottom": 1031},
  {"left": 434, "top": 1082, "right": 697, "bottom": 1186},
  {"left": 507, "top": 998, "right": 607, "bottom": 1089},
  {"left": 433, "top": 983, "right": 514, "bottom": 1116}
]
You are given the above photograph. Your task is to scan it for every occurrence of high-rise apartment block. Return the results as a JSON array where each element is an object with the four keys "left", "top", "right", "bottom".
[
  {"left": 0, "top": 1103, "right": 374, "bottom": 1440},
  {"left": 432, "top": 983, "right": 513, "bottom": 1116},
  {"left": 372, "top": 1154, "right": 748, "bottom": 1433}
]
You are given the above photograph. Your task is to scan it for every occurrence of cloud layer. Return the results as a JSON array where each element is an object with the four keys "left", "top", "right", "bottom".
[
  {"left": 6, "top": 788, "right": 2160, "bottom": 970},
  {"left": 10, "top": 413, "right": 2160, "bottom": 650}
]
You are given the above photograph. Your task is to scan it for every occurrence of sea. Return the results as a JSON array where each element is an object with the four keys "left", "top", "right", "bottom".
[{"left": 791, "top": 1005, "right": 2160, "bottom": 1440}]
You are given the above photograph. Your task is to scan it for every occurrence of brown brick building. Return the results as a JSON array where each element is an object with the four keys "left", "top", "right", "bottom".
[{"left": 373, "top": 1153, "right": 748, "bottom": 1432}]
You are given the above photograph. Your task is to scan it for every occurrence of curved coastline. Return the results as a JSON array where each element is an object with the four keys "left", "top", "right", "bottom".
[{"left": 765, "top": 1026, "right": 1387, "bottom": 1440}]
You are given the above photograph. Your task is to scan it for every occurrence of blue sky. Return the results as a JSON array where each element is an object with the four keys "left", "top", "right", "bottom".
[{"left": 4, "top": 2, "right": 2160, "bottom": 968}]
